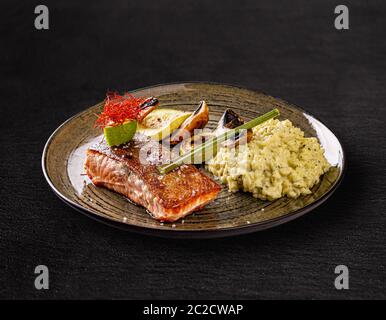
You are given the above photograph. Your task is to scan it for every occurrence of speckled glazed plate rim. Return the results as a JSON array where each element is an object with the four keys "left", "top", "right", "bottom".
[{"left": 42, "top": 81, "right": 346, "bottom": 239}]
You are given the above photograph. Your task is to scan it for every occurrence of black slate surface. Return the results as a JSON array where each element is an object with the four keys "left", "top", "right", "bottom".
[{"left": 1, "top": 0, "right": 385, "bottom": 299}]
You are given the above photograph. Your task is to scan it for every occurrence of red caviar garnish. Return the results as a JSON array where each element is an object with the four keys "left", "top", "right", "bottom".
[{"left": 95, "top": 92, "right": 147, "bottom": 128}]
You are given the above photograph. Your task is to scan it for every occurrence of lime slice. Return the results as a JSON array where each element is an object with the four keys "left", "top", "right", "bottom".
[
  {"left": 137, "top": 109, "right": 191, "bottom": 141},
  {"left": 104, "top": 120, "right": 137, "bottom": 146}
]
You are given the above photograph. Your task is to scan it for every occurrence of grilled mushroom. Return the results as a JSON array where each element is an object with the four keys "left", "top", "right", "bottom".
[
  {"left": 170, "top": 100, "right": 209, "bottom": 145},
  {"left": 137, "top": 97, "right": 159, "bottom": 122},
  {"left": 213, "top": 109, "right": 252, "bottom": 146}
]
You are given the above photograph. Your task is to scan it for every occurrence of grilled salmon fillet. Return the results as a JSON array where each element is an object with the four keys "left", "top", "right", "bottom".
[{"left": 85, "top": 135, "right": 221, "bottom": 222}]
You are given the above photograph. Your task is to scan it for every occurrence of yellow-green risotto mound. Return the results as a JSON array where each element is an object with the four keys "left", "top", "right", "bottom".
[{"left": 207, "top": 119, "right": 331, "bottom": 200}]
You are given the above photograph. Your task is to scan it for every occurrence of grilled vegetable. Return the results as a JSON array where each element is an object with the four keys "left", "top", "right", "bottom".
[
  {"left": 170, "top": 101, "right": 209, "bottom": 145},
  {"left": 214, "top": 109, "right": 252, "bottom": 146},
  {"left": 137, "top": 97, "right": 159, "bottom": 122},
  {"left": 137, "top": 108, "right": 191, "bottom": 141}
]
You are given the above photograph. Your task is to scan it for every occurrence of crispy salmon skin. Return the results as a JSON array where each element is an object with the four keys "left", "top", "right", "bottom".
[{"left": 84, "top": 135, "right": 221, "bottom": 222}]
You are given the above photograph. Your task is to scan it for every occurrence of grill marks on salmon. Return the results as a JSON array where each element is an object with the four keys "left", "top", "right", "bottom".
[{"left": 84, "top": 135, "right": 221, "bottom": 222}]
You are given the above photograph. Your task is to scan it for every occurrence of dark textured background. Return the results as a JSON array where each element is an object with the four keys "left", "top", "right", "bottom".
[{"left": 1, "top": 0, "right": 385, "bottom": 299}]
